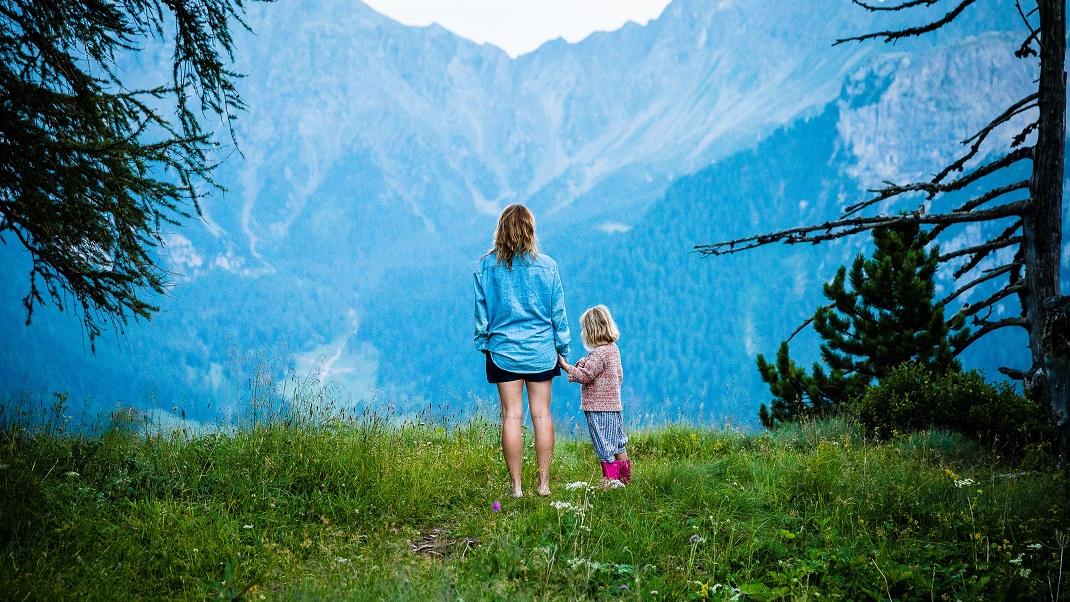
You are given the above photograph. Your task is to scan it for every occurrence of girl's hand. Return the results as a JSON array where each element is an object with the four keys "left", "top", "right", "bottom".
[{"left": 557, "top": 354, "right": 569, "bottom": 369}]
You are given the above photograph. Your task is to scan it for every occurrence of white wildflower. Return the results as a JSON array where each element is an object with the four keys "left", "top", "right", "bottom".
[
  {"left": 954, "top": 477, "right": 977, "bottom": 488},
  {"left": 1009, "top": 553, "right": 1025, "bottom": 565},
  {"left": 564, "top": 481, "right": 591, "bottom": 491},
  {"left": 243, "top": 524, "right": 254, "bottom": 529},
  {"left": 65, "top": 471, "right": 79, "bottom": 478},
  {"left": 1027, "top": 543, "right": 1043, "bottom": 550},
  {"left": 604, "top": 479, "right": 625, "bottom": 489},
  {"left": 1019, "top": 568, "right": 1031, "bottom": 578},
  {"left": 567, "top": 557, "right": 603, "bottom": 571},
  {"left": 551, "top": 500, "right": 584, "bottom": 514},
  {"left": 335, "top": 557, "right": 350, "bottom": 564}
]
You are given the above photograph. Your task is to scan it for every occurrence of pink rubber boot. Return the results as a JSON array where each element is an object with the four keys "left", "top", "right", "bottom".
[
  {"left": 600, "top": 460, "right": 620, "bottom": 481},
  {"left": 618, "top": 459, "right": 632, "bottom": 484}
]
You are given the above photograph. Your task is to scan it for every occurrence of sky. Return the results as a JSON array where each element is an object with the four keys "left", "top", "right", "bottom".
[{"left": 361, "top": 0, "right": 673, "bottom": 57}]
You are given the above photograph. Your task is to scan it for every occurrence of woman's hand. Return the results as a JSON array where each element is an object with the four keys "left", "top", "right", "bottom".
[{"left": 557, "top": 354, "right": 570, "bottom": 370}]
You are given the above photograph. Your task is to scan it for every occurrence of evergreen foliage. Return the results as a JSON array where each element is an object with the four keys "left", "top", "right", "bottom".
[
  {"left": 0, "top": 0, "right": 258, "bottom": 343},
  {"left": 758, "top": 222, "right": 968, "bottom": 427},
  {"left": 854, "top": 362, "right": 1053, "bottom": 460}
]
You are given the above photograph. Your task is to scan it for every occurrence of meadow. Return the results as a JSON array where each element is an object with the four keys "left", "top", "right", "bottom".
[{"left": 1, "top": 409, "right": 1068, "bottom": 600}]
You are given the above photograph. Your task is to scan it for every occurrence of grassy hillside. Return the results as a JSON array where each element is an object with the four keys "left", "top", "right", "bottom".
[{"left": 1, "top": 416, "right": 1067, "bottom": 600}]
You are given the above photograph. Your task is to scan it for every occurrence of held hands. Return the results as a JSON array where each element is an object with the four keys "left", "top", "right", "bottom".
[{"left": 557, "top": 354, "right": 571, "bottom": 371}]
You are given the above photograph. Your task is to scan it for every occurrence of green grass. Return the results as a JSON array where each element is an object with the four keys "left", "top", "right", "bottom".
[{"left": 1, "top": 416, "right": 1068, "bottom": 600}]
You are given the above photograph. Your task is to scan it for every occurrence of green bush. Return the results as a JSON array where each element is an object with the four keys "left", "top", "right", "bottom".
[{"left": 852, "top": 363, "right": 1052, "bottom": 458}]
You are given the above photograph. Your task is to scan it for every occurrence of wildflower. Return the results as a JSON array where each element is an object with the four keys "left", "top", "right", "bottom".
[
  {"left": 335, "top": 557, "right": 350, "bottom": 564},
  {"left": 65, "top": 471, "right": 79, "bottom": 478},
  {"left": 954, "top": 477, "right": 977, "bottom": 488},
  {"left": 567, "top": 557, "right": 602, "bottom": 571},
  {"left": 551, "top": 500, "right": 585, "bottom": 514},
  {"left": 700, "top": 582, "right": 710, "bottom": 598},
  {"left": 1009, "top": 553, "right": 1025, "bottom": 565},
  {"left": 689, "top": 534, "right": 705, "bottom": 545},
  {"left": 243, "top": 524, "right": 254, "bottom": 529},
  {"left": 564, "top": 481, "right": 590, "bottom": 491},
  {"left": 1019, "top": 568, "right": 1031, "bottom": 578},
  {"left": 1027, "top": 542, "right": 1043, "bottom": 550},
  {"left": 604, "top": 479, "right": 625, "bottom": 489},
  {"left": 492, "top": 500, "right": 501, "bottom": 512},
  {"left": 650, "top": 591, "right": 658, "bottom": 596}
]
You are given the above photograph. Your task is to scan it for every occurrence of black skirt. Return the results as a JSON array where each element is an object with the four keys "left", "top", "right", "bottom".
[{"left": 484, "top": 351, "right": 560, "bottom": 383}]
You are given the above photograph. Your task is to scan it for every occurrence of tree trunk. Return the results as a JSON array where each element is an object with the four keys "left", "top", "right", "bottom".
[{"left": 1023, "top": 0, "right": 1070, "bottom": 463}]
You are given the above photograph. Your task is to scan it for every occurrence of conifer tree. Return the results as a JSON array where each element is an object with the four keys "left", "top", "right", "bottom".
[
  {"left": 0, "top": 0, "right": 262, "bottom": 344},
  {"left": 757, "top": 222, "right": 968, "bottom": 427}
]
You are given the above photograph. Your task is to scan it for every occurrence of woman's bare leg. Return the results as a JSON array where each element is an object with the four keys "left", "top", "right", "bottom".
[
  {"left": 497, "top": 380, "right": 525, "bottom": 497},
  {"left": 526, "top": 380, "right": 554, "bottom": 496}
]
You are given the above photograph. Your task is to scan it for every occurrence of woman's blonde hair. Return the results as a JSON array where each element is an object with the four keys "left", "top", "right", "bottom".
[
  {"left": 492, "top": 204, "right": 539, "bottom": 268},
  {"left": 580, "top": 305, "right": 620, "bottom": 350}
]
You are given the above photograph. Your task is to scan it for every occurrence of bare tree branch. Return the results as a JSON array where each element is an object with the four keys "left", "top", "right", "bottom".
[
  {"left": 938, "top": 222, "right": 1022, "bottom": 263},
  {"left": 940, "top": 263, "right": 1020, "bottom": 305},
  {"left": 784, "top": 303, "right": 836, "bottom": 343},
  {"left": 955, "top": 282, "right": 1025, "bottom": 319},
  {"left": 834, "top": 0, "right": 977, "bottom": 45},
  {"left": 850, "top": 0, "right": 943, "bottom": 11},
  {"left": 932, "top": 93, "right": 1038, "bottom": 183},
  {"left": 955, "top": 317, "right": 1029, "bottom": 353},
  {"left": 998, "top": 366, "right": 1027, "bottom": 379},
  {"left": 696, "top": 201, "right": 1027, "bottom": 256},
  {"left": 1016, "top": 0, "right": 1041, "bottom": 57},
  {"left": 947, "top": 220, "right": 1024, "bottom": 278},
  {"left": 843, "top": 146, "right": 1033, "bottom": 216},
  {"left": 1012, "top": 119, "right": 1040, "bottom": 147},
  {"left": 930, "top": 182, "right": 1030, "bottom": 237}
]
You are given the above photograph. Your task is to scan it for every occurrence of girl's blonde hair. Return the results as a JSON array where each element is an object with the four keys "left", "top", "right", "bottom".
[
  {"left": 580, "top": 305, "right": 620, "bottom": 350},
  {"left": 492, "top": 204, "right": 539, "bottom": 268}
]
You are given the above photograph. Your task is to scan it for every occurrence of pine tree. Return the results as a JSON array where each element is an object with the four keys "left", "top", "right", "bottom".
[
  {"left": 0, "top": 0, "right": 261, "bottom": 345},
  {"left": 757, "top": 222, "right": 968, "bottom": 428}
]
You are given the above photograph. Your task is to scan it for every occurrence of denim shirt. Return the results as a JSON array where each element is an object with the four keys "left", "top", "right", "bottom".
[{"left": 473, "top": 252, "right": 571, "bottom": 373}]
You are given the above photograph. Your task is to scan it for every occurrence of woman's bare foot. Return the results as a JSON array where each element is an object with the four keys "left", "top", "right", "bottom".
[
  {"left": 511, "top": 485, "right": 523, "bottom": 498},
  {"left": 536, "top": 485, "right": 551, "bottom": 497}
]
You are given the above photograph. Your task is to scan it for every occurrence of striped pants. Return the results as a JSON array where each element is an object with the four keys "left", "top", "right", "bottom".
[{"left": 584, "top": 411, "right": 628, "bottom": 461}]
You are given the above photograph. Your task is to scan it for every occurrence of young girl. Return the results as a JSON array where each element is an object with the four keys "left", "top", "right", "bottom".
[{"left": 557, "top": 305, "right": 631, "bottom": 485}]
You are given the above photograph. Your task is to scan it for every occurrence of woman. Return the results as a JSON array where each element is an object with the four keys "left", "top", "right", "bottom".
[{"left": 474, "top": 204, "right": 571, "bottom": 498}]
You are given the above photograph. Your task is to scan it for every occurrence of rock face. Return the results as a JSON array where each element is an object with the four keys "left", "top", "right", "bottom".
[{"left": 0, "top": 0, "right": 1038, "bottom": 425}]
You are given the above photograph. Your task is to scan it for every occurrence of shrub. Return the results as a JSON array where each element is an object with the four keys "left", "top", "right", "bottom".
[{"left": 851, "top": 362, "right": 1053, "bottom": 459}]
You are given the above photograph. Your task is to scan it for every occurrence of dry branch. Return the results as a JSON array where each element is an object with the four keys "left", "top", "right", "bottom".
[
  {"left": 696, "top": 201, "right": 1027, "bottom": 257},
  {"left": 835, "top": 0, "right": 977, "bottom": 44},
  {"left": 940, "top": 263, "right": 1020, "bottom": 305},
  {"left": 955, "top": 317, "right": 1029, "bottom": 352},
  {"left": 843, "top": 146, "right": 1032, "bottom": 216}
]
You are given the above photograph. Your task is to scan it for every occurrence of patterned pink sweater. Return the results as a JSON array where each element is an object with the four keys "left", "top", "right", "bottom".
[{"left": 565, "top": 343, "right": 623, "bottom": 412}]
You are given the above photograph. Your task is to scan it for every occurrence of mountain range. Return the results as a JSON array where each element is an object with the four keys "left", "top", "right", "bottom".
[{"left": 0, "top": 0, "right": 1051, "bottom": 429}]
